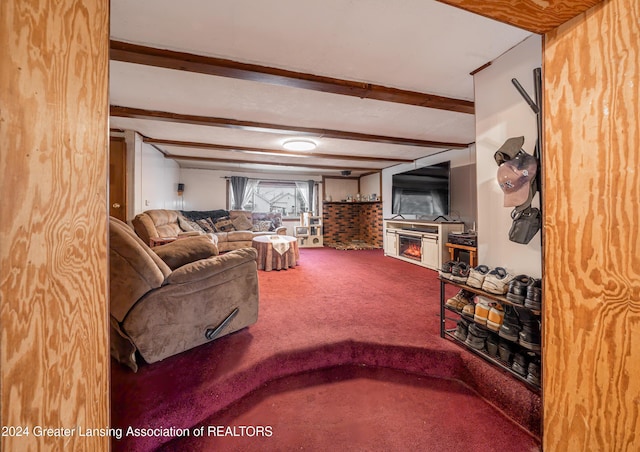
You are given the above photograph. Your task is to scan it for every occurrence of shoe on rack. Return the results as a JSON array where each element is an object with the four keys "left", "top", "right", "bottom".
[
  {"left": 465, "top": 323, "right": 489, "bottom": 351},
  {"left": 450, "top": 261, "right": 471, "bottom": 284},
  {"left": 439, "top": 261, "right": 456, "bottom": 280},
  {"left": 526, "top": 358, "right": 541, "bottom": 386},
  {"left": 506, "top": 275, "right": 533, "bottom": 305},
  {"left": 454, "top": 318, "right": 470, "bottom": 342},
  {"left": 524, "top": 278, "right": 542, "bottom": 310},
  {"left": 466, "top": 264, "right": 490, "bottom": 289},
  {"left": 473, "top": 297, "right": 491, "bottom": 325},
  {"left": 486, "top": 304, "right": 505, "bottom": 332},
  {"left": 486, "top": 334, "right": 499, "bottom": 358},
  {"left": 445, "top": 289, "right": 474, "bottom": 312},
  {"left": 498, "top": 340, "right": 512, "bottom": 363},
  {"left": 482, "top": 267, "right": 515, "bottom": 295},
  {"left": 461, "top": 299, "right": 476, "bottom": 320},
  {"left": 518, "top": 310, "right": 541, "bottom": 351},
  {"left": 498, "top": 304, "right": 522, "bottom": 342},
  {"left": 512, "top": 352, "right": 529, "bottom": 377}
]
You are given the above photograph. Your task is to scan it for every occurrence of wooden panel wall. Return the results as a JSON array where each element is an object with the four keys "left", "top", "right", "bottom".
[
  {"left": 0, "top": 0, "right": 110, "bottom": 450},
  {"left": 543, "top": 0, "right": 640, "bottom": 450}
]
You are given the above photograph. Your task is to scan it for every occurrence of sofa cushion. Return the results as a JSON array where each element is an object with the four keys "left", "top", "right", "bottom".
[
  {"left": 153, "top": 236, "right": 219, "bottom": 270},
  {"left": 232, "top": 214, "right": 254, "bottom": 231},
  {"left": 226, "top": 230, "right": 254, "bottom": 241},
  {"left": 178, "top": 215, "right": 198, "bottom": 232},
  {"left": 147, "top": 209, "right": 182, "bottom": 238},
  {"left": 252, "top": 212, "right": 284, "bottom": 232},
  {"left": 196, "top": 218, "right": 216, "bottom": 233},
  {"left": 253, "top": 220, "right": 273, "bottom": 232},
  {"left": 212, "top": 216, "right": 236, "bottom": 232}
]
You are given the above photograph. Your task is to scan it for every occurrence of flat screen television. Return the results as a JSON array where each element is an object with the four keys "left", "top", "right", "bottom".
[{"left": 391, "top": 161, "right": 450, "bottom": 217}]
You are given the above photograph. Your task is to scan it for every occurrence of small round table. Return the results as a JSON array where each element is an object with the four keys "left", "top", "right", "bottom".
[{"left": 251, "top": 235, "right": 300, "bottom": 271}]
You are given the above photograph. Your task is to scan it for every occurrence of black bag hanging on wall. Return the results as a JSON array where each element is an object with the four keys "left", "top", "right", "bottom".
[{"left": 508, "top": 206, "right": 541, "bottom": 244}]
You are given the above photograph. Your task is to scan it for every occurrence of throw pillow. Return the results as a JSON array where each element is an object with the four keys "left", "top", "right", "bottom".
[
  {"left": 271, "top": 215, "right": 283, "bottom": 229},
  {"left": 195, "top": 219, "right": 215, "bottom": 233},
  {"left": 177, "top": 215, "right": 195, "bottom": 232},
  {"left": 256, "top": 220, "right": 272, "bottom": 232},
  {"left": 189, "top": 220, "right": 205, "bottom": 232},
  {"left": 232, "top": 215, "right": 253, "bottom": 231},
  {"left": 212, "top": 216, "right": 236, "bottom": 232}
]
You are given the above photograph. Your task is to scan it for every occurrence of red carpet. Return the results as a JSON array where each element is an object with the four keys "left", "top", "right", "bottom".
[
  {"left": 160, "top": 366, "right": 539, "bottom": 452},
  {"left": 111, "top": 248, "right": 540, "bottom": 451}
]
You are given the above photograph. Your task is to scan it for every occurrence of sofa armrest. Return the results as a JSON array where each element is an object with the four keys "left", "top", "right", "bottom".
[
  {"left": 153, "top": 236, "right": 219, "bottom": 270},
  {"left": 132, "top": 213, "right": 158, "bottom": 246},
  {"left": 166, "top": 248, "right": 257, "bottom": 284}
]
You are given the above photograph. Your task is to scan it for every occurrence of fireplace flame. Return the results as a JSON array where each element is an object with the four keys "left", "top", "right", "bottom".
[{"left": 402, "top": 243, "right": 421, "bottom": 259}]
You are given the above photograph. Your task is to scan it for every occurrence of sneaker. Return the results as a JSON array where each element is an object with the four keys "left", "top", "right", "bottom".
[
  {"left": 461, "top": 300, "right": 476, "bottom": 320},
  {"left": 498, "top": 340, "right": 512, "bottom": 363},
  {"left": 518, "top": 310, "right": 541, "bottom": 351},
  {"left": 524, "top": 278, "right": 542, "bottom": 310},
  {"left": 445, "top": 289, "right": 473, "bottom": 312},
  {"left": 486, "top": 304, "right": 505, "bottom": 332},
  {"left": 474, "top": 297, "right": 491, "bottom": 325},
  {"left": 465, "top": 323, "right": 489, "bottom": 351},
  {"left": 482, "top": 267, "right": 515, "bottom": 295},
  {"left": 454, "top": 318, "right": 470, "bottom": 342},
  {"left": 512, "top": 352, "right": 529, "bottom": 377},
  {"left": 486, "top": 334, "right": 499, "bottom": 358},
  {"left": 499, "top": 305, "right": 522, "bottom": 342},
  {"left": 506, "top": 275, "right": 533, "bottom": 305},
  {"left": 466, "top": 265, "right": 490, "bottom": 288},
  {"left": 450, "top": 262, "right": 470, "bottom": 284},
  {"left": 526, "top": 358, "right": 541, "bottom": 386},
  {"left": 439, "top": 261, "right": 456, "bottom": 280}
]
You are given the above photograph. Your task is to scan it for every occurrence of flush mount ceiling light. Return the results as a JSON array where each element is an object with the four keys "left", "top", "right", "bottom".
[{"left": 282, "top": 139, "right": 317, "bottom": 151}]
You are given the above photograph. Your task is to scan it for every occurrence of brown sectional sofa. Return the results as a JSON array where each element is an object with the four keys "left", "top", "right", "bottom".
[
  {"left": 132, "top": 209, "right": 287, "bottom": 253},
  {"left": 109, "top": 217, "right": 259, "bottom": 371}
]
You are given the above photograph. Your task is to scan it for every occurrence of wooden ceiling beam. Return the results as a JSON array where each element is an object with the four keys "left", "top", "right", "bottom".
[
  {"left": 111, "top": 106, "right": 470, "bottom": 149},
  {"left": 143, "top": 137, "right": 415, "bottom": 163},
  {"left": 110, "top": 40, "right": 474, "bottom": 114},
  {"left": 164, "top": 154, "right": 379, "bottom": 172},
  {"left": 435, "top": 0, "right": 603, "bottom": 34}
]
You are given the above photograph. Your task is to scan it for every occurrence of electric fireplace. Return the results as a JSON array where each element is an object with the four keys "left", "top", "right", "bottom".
[{"left": 398, "top": 234, "right": 422, "bottom": 261}]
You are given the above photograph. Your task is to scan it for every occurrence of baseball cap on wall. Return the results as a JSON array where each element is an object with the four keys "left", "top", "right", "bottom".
[
  {"left": 497, "top": 152, "right": 538, "bottom": 207},
  {"left": 494, "top": 136, "right": 525, "bottom": 166}
]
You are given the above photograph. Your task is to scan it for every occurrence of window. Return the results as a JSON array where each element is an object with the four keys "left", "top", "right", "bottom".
[{"left": 231, "top": 180, "right": 314, "bottom": 218}]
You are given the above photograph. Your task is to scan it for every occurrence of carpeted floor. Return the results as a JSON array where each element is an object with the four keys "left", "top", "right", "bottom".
[
  {"left": 159, "top": 366, "right": 539, "bottom": 452},
  {"left": 111, "top": 248, "right": 540, "bottom": 451}
]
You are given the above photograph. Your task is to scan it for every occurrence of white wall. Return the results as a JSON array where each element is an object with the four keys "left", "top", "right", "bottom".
[
  {"left": 125, "top": 131, "right": 181, "bottom": 216},
  {"left": 474, "top": 34, "right": 542, "bottom": 277},
  {"left": 176, "top": 168, "right": 228, "bottom": 211},
  {"left": 324, "top": 177, "right": 359, "bottom": 202},
  {"left": 359, "top": 172, "right": 381, "bottom": 200}
]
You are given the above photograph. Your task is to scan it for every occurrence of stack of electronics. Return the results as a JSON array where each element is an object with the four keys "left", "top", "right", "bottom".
[{"left": 448, "top": 232, "right": 477, "bottom": 247}]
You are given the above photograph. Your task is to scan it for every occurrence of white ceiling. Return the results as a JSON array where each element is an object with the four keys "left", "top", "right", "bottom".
[{"left": 109, "top": 0, "right": 532, "bottom": 176}]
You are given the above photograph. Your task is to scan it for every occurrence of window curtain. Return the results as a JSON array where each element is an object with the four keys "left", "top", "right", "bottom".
[
  {"left": 230, "top": 176, "right": 256, "bottom": 210},
  {"left": 307, "top": 179, "right": 315, "bottom": 214},
  {"left": 295, "top": 180, "right": 315, "bottom": 213}
]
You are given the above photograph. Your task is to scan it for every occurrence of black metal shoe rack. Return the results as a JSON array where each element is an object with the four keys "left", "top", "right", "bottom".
[{"left": 439, "top": 278, "right": 541, "bottom": 392}]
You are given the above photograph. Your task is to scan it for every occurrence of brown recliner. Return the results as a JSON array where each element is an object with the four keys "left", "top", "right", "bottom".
[{"left": 109, "top": 217, "right": 259, "bottom": 371}]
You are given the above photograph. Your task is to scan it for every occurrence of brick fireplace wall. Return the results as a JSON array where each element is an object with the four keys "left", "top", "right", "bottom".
[{"left": 322, "top": 202, "right": 383, "bottom": 247}]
